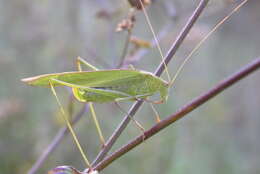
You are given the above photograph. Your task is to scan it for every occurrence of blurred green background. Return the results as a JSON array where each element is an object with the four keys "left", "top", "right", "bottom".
[{"left": 0, "top": 0, "right": 259, "bottom": 174}]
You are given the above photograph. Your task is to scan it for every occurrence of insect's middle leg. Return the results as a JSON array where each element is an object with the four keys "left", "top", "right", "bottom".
[
  {"left": 116, "top": 94, "right": 163, "bottom": 123},
  {"left": 114, "top": 102, "right": 145, "bottom": 133}
]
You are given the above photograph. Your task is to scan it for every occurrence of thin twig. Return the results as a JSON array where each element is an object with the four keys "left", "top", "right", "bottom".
[
  {"left": 28, "top": 104, "right": 88, "bottom": 174},
  {"left": 123, "top": 1, "right": 179, "bottom": 66},
  {"left": 154, "top": 0, "right": 209, "bottom": 76},
  {"left": 91, "top": 0, "right": 209, "bottom": 167},
  {"left": 117, "top": 30, "right": 132, "bottom": 68},
  {"left": 93, "top": 57, "right": 260, "bottom": 171},
  {"left": 123, "top": 23, "right": 172, "bottom": 66}
]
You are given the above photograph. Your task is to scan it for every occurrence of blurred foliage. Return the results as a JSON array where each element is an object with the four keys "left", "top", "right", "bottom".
[{"left": 0, "top": 0, "right": 259, "bottom": 174}]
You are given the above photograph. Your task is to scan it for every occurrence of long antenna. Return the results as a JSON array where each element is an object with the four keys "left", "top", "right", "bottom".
[
  {"left": 138, "top": 0, "right": 171, "bottom": 82},
  {"left": 168, "top": 0, "right": 249, "bottom": 87}
]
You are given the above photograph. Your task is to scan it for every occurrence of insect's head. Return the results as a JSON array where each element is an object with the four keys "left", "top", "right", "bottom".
[{"left": 160, "top": 83, "right": 169, "bottom": 102}]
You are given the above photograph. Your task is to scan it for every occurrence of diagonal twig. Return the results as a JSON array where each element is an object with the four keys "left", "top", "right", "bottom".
[
  {"left": 93, "top": 57, "right": 260, "bottom": 171},
  {"left": 91, "top": 0, "right": 210, "bottom": 167},
  {"left": 123, "top": 22, "right": 173, "bottom": 66},
  {"left": 28, "top": 104, "right": 88, "bottom": 174}
]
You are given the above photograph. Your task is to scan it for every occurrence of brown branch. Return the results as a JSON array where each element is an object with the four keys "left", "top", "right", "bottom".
[
  {"left": 91, "top": 0, "right": 209, "bottom": 167},
  {"left": 93, "top": 57, "right": 260, "bottom": 171}
]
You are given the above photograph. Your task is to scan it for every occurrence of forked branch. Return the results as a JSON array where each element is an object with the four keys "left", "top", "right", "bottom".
[
  {"left": 91, "top": 0, "right": 210, "bottom": 167},
  {"left": 93, "top": 57, "right": 260, "bottom": 171}
]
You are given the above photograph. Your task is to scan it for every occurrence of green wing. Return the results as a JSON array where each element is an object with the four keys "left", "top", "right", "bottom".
[
  {"left": 21, "top": 70, "right": 150, "bottom": 87},
  {"left": 21, "top": 69, "right": 168, "bottom": 102}
]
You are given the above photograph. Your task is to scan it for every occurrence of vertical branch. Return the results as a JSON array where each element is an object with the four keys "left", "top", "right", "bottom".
[
  {"left": 117, "top": 30, "right": 132, "bottom": 68},
  {"left": 91, "top": 0, "right": 209, "bottom": 167}
]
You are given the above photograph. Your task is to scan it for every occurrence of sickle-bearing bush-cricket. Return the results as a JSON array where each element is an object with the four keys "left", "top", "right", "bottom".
[
  {"left": 21, "top": 0, "right": 249, "bottom": 173},
  {"left": 22, "top": 1, "right": 173, "bottom": 172},
  {"left": 21, "top": 62, "right": 169, "bottom": 104}
]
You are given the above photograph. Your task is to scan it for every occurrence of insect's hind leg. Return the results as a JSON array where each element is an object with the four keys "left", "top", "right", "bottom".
[
  {"left": 48, "top": 79, "right": 91, "bottom": 168},
  {"left": 76, "top": 56, "right": 99, "bottom": 71}
]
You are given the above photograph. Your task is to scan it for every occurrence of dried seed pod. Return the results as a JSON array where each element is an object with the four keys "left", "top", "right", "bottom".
[
  {"left": 116, "top": 11, "right": 136, "bottom": 32},
  {"left": 130, "top": 36, "right": 151, "bottom": 48},
  {"left": 128, "top": 0, "right": 151, "bottom": 10},
  {"left": 48, "top": 166, "right": 83, "bottom": 174}
]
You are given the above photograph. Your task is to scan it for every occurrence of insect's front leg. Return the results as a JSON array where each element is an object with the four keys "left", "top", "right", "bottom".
[
  {"left": 148, "top": 103, "right": 161, "bottom": 122},
  {"left": 144, "top": 98, "right": 164, "bottom": 104}
]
